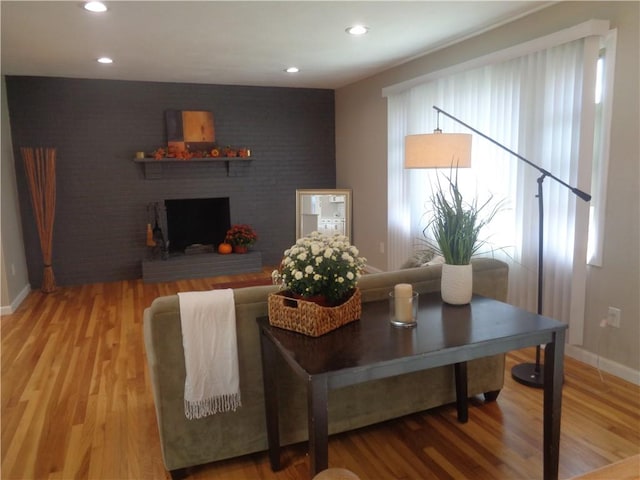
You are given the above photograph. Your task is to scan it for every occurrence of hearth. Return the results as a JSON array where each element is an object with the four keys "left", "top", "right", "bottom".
[{"left": 164, "top": 197, "right": 230, "bottom": 254}]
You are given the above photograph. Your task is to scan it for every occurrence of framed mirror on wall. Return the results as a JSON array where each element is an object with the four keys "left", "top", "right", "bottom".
[{"left": 296, "top": 189, "right": 352, "bottom": 241}]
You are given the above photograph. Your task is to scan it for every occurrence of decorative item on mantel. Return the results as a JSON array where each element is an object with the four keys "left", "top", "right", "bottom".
[
  {"left": 269, "top": 232, "right": 367, "bottom": 337},
  {"left": 134, "top": 109, "right": 251, "bottom": 161},
  {"left": 224, "top": 224, "right": 258, "bottom": 253},
  {"left": 143, "top": 144, "right": 251, "bottom": 160}
]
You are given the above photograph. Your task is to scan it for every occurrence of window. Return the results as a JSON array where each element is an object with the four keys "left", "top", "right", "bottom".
[
  {"left": 587, "top": 32, "right": 617, "bottom": 266},
  {"left": 384, "top": 21, "right": 612, "bottom": 345}
]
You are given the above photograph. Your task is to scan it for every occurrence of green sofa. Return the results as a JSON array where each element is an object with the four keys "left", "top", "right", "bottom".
[{"left": 143, "top": 258, "right": 508, "bottom": 477}]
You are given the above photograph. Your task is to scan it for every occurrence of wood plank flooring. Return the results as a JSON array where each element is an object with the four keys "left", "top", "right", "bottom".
[{"left": 2, "top": 269, "right": 639, "bottom": 479}]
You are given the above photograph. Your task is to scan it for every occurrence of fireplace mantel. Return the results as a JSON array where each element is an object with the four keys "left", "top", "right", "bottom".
[{"left": 134, "top": 157, "right": 253, "bottom": 179}]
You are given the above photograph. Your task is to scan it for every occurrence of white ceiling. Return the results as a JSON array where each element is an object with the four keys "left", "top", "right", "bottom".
[{"left": 1, "top": 1, "right": 550, "bottom": 89}]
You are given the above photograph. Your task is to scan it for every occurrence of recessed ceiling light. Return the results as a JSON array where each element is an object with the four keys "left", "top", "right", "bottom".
[
  {"left": 84, "top": 1, "right": 107, "bottom": 13},
  {"left": 285, "top": 67, "right": 299, "bottom": 74},
  {"left": 97, "top": 57, "right": 113, "bottom": 64},
  {"left": 346, "top": 25, "right": 369, "bottom": 36}
]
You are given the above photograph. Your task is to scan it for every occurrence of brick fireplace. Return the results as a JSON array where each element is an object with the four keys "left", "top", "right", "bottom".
[
  {"left": 7, "top": 75, "right": 335, "bottom": 287},
  {"left": 143, "top": 196, "right": 261, "bottom": 283}
]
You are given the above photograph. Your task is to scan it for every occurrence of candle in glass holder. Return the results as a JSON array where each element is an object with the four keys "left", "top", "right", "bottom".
[{"left": 394, "top": 283, "right": 413, "bottom": 323}]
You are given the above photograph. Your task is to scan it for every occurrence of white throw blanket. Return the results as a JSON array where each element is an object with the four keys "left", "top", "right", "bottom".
[{"left": 178, "top": 289, "right": 241, "bottom": 419}]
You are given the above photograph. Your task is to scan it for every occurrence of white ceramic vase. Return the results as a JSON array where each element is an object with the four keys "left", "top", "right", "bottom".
[{"left": 441, "top": 263, "right": 473, "bottom": 305}]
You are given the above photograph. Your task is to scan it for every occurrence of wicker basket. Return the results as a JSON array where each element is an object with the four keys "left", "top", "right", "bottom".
[{"left": 267, "top": 288, "right": 362, "bottom": 337}]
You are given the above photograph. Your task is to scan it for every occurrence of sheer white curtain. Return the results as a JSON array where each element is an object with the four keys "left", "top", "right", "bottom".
[{"left": 387, "top": 35, "right": 600, "bottom": 341}]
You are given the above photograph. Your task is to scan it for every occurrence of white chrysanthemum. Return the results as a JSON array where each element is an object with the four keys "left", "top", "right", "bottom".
[{"left": 277, "top": 231, "right": 367, "bottom": 302}]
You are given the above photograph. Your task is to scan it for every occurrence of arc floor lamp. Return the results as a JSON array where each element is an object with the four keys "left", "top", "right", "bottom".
[{"left": 405, "top": 105, "right": 591, "bottom": 388}]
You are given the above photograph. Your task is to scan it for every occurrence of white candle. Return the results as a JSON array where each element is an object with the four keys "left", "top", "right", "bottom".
[{"left": 394, "top": 283, "right": 413, "bottom": 323}]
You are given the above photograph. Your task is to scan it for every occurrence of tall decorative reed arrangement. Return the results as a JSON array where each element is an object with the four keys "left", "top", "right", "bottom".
[{"left": 21, "top": 147, "right": 57, "bottom": 292}]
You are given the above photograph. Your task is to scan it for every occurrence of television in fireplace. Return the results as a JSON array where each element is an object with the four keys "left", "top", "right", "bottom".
[{"left": 165, "top": 197, "right": 231, "bottom": 254}]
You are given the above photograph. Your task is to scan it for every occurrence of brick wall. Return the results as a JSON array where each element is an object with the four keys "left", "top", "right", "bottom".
[{"left": 6, "top": 76, "right": 335, "bottom": 287}]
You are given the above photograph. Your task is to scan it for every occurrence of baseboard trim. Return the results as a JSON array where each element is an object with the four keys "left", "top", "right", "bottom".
[
  {"left": 0, "top": 283, "right": 31, "bottom": 316},
  {"left": 565, "top": 344, "right": 640, "bottom": 385}
]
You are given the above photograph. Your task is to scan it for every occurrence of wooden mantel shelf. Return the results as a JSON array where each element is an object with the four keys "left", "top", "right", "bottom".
[{"left": 133, "top": 157, "right": 253, "bottom": 179}]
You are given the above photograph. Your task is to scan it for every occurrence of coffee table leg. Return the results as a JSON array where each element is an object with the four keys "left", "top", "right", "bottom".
[
  {"left": 543, "top": 330, "right": 565, "bottom": 480},
  {"left": 259, "top": 331, "right": 281, "bottom": 471},
  {"left": 308, "top": 375, "right": 329, "bottom": 476},
  {"left": 454, "top": 362, "right": 469, "bottom": 423}
]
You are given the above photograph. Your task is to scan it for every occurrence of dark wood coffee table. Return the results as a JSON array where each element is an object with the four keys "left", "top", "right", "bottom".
[{"left": 257, "top": 292, "right": 567, "bottom": 479}]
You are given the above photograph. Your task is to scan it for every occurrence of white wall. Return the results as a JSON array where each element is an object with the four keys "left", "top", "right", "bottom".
[
  {"left": 336, "top": 2, "right": 639, "bottom": 376},
  {"left": 1, "top": 76, "right": 30, "bottom": 314}
]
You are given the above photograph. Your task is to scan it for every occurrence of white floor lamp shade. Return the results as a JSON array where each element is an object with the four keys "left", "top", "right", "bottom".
[{"left": 404, "top": 132, "right": 472, "bottom": 169}]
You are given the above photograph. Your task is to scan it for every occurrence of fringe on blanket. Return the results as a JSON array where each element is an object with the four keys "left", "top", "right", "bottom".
[{"left": 184, "top": 392, "right": 242, "bottom": 420}]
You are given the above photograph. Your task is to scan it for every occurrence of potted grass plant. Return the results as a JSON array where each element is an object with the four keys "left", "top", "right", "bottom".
[{"left": 425, "top": 169, "right": 503, "bottom": 304}]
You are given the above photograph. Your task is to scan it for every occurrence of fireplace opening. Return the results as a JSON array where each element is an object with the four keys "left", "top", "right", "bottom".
[{"left": 165, "top": 197, "right": 231, "bottom": 254}]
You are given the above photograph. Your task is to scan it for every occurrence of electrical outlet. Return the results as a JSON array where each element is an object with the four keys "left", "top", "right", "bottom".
[{"left": 607, "top": 306, "right": 621, "bottom": 328}]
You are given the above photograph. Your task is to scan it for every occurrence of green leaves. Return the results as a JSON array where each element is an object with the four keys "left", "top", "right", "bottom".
[{"left": 425, "top": 170, "right": 503, "bottom": 265}]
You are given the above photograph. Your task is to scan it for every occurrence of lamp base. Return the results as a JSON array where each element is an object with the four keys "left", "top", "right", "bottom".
[{"left": 511, "top": 362, "right": 544, "bottom": 388}]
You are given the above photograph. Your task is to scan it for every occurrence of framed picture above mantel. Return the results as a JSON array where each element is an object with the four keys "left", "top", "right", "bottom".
[
  {"left": 133, "top": 109, "right": 252, "bottom": 163},
  {"left": 165, "top": 109, "right": 215, "bottom": 154}
]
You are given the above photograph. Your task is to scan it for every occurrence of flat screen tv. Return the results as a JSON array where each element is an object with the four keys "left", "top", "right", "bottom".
[{"left": 165, "top": 197, "right": 230, "bottom": 253}]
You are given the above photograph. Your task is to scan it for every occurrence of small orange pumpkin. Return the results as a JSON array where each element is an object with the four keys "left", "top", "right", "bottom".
[{"left": 218, "top": 243, "right": 233, "bottom": 254}]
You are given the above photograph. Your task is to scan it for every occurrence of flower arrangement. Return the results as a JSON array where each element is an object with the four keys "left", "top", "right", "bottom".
[
  {"left": 272, "top": 232, "right": 367, "bottom": 306},
  {"left": 225, "top": 224, "right": 258, "bottom": 247}
]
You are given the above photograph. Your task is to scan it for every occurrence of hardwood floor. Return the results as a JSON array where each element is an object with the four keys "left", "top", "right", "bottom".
[{"left": 2, "top": 270, "right": 639, "bottom": 479}]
